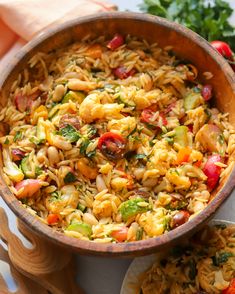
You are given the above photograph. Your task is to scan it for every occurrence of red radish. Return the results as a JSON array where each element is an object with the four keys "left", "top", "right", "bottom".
[
  {"left": 15, "top": 179, "right": 42, "bottom": 198},
  {"left": 113, "top": 66, "right": 136, "bottom": 79},
  {"left": 202, "top": 84, "right": 213, "bottom": 101},
  {"left": 110, "top": 226, "right": 128, "bottom": 242},
  {"left": 172, "top": 210, "right": 190, "bottom": 228},
  {"left": 210, "top": 41, "right": 233, "bottom": 59},
  {"left": 14, "top": 90, "right": 41, "bottom": 112},
  {"left": 107, "top": 34, "right": 124, "bottom": 50},
  {"left": 11, "top": 148, "right": 26, "bottom": 161},
  {"left": 203, "top": 154, "right": 222, "bottom": 190}
]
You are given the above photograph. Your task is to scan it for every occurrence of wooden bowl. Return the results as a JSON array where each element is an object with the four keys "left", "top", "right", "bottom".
[{"left": 1, "top": 12, "right": 235, "bottom": 257}]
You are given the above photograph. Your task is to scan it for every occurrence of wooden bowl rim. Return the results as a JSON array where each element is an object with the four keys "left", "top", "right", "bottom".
[{"left": 1, "top": 11, "right": 235, "bottom": 256}]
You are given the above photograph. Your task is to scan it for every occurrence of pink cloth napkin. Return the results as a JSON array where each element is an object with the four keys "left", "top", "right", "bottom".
[{"left": 0, "top": 0, "right": 116, "bottom": 67}]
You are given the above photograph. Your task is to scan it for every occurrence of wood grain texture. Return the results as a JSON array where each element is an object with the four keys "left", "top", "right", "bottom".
[
  {"left": 0, "top": 208, "right": 83, "bottom": 294},
  {"left": 0, "top": 12, "right": 235, "bottom": 257}
]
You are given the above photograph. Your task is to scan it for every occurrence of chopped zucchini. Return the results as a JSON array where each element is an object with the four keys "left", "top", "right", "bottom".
[
  {"left": 174, "top": 126, "right": 189, "bottom": 147},
  {"left": 62, "top": 91, "right": 85, "bottom": 104},
  {"left": 184, "top": 92, "right": 203, "bottom": 111},
  {"left": 21, "top": 156, "right": 34, "bottom": 178},
  {"left": 66, "top": 221, "right": 92, "bottom": 238},
  {"left": 119, "top": 198, "right": 151, "bottom": 222}
]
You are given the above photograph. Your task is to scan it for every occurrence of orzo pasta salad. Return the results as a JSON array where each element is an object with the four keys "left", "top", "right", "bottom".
[
  {"left": 140, "top": 224, "right": 235, "bottom": 294},
  {"left": 0, "top": 34, "right": 234, "bottom": 243}
]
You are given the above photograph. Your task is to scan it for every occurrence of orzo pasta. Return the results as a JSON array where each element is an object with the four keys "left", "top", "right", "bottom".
[
  {"left": 0, "top": 34, "right": 234, "bottom": 243},
  {"left": 140, "top": 224, "right": 235, "bottom": 294}
]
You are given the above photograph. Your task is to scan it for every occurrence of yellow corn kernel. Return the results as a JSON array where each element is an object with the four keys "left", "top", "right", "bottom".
[{"left": 77, "top": 158, "right": 98, "bottom": 179}]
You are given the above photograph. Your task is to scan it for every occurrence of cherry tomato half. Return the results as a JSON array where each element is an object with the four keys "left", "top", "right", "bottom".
[
  {"left": 47, "top": 213, "right": 61, "bottom": 225},
  {"left": 222, "top": 278, "right": 235, "bottom": 294},
  {"left": 113, "top": 66, "right": 136, "bottom": 79},
  {"left": 203, "top": 154, "right": 222, "bottom": 191},
  {"left": 98, "top": 132, "right": 126, "bottom": 160},
  {"left": 141, "top": 109, "right": 167, "bottom": 129},
  {"left": 110, "top": 226, "right": 128, "bottom": 242},
  {"left": 210, "top": 41, "right": 233, "bottom": 59},
  {"left": 107, "top": 34, "right": 124, "bottom": 50}
]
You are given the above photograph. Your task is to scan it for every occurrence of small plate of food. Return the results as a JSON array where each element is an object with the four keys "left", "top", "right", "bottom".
[{"left": 121, "top": 220, "right": 235, "bottom": 294}]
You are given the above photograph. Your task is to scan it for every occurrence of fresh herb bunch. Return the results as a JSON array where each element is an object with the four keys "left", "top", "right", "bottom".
[{"left": 140, "top": 0, "right": 235, "bottom": 50}]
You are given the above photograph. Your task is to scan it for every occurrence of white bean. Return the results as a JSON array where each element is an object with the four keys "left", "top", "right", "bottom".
[
  {"left": 47, "top": 146, "right": 60, "bottom": 166},
  {"left": 52, "top": 84, "right": 65, "bottom": 102},
  {"left": 96, "top": 174, "right": 107, "bottom": 192}
]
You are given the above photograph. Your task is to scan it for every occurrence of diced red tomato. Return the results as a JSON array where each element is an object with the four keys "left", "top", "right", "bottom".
[
  {"left": 222, "top": 278, "right": 235, "bottom": 294},
  {"left": 15, "top": 179, "right": 42, "bottom": 199},
  {"left": 141, "top": 109, "right": 167, "bottom": 129},
  {"left": 47, "top": 213, "right": 61, "bottom": 225},
  {"left": 98, "top": 132, "right": 126, "bottom": 160},
  {"left": 193, "top": 160, "right": 202, "bottom": 167},
  {"left": 187, "top": 124, "right": 193, "bottom": 133},
  {"left": 203, "top": 154, "right": 222, "bottom": 190},
  {"left": 110, "top": 226, "right": 128, "bottom": 242},
  {"left": 11, "top": 148, "right": 26, "bottom": 161},
  {"left": 113, "top": 66, "right": 136, "bottom": 79},
  {"left": 202, "top": 84, "right": 213, "bottom": 101},
  {"left": 107, "top": 34, "right": 124, "bottom": 50}
]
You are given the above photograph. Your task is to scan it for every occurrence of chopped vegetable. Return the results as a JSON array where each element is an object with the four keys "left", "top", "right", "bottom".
[
  {"left": 66, "top": 221, "right": 92, "bottom": 238},
  {"left": 98, "top": 132, "right": 126, "bottom": 160},
  {"left": 47, "top": 213, "right": 60, "bottom": 225},
  {"left": 2, "top": 148, "right": 24, "bottom": 182},
  {"left": 62, "top": 91, "right": 85, "bottom": 104},
  {"left": 36, "top": 117, "right": 46, "bottom": 144},
  {"left": 13, "top": 131, "right": 23, "bottom": 142},
  {"left": 110, "top": 226, "right": 128, "bottom": 242},
  {"left": 136, "top": 227, "right": 144, "bottom": 240},
  {"left": 119, "top": 198, "right": 151, "bottom": 222},
  {"left": 212, "top": 252, "right": 233, "bottom": 266},
  {"left": 171, "top": 210, "right": 190, "bottom": 228},
  {"left": 176, "top": 147, "right": 191, "bottom": 165},
  {"left": 140, "top": 0, "right": 235, "bottom": 51},
  {"left": 222, "top": 278, "right": 235, "bottom": 294},
  {"left": 141, "top": 109, "right": 167, "bottom": 129},
  {"left": 113, "top": 66, "right": 136, "bottom": 79},
  {"left": 11, "top": 148, "right": 26, "bottom": 161},
  {"left": 195, "top": 124, "right": 226, "bottom": 153},
  {"left": 21, "top": 156, "right": 34, "bottom": 178},
  {"left": 31, "top": 105, "right": 48, "bottom": 125},
  {"left": 60, "top": 124, "right": 80, "bottom": 143},
  {"left": 201, "top": 84, "right": 213, "bottom": 101},
  {"left": 203, "top": 154, "right": 222, "bottom": 190},
  {"left": 174, "top": 126, "right": 189, "bottom": 147},
  {"left": 85, "top": 44, "right": 102, "bottom": 59},
  {"left": 15, "top": 179, "right": 42, "bottom": 198},
  {"left": 59, "top": 114, "right": 81, "bottom": 131},
  {"left": 184, "top": 91, "right": 202, "bottom": 111},
  {"left": 107, "top": 34, "right": 124, "bottom": 50},
  {"left": 64, "top": 172, "right": 77, "bottom": 184}
]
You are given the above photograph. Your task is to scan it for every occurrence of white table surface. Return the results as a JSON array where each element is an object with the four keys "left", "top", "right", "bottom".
[{"left": 1, "top": 1, "right": 235, "bottom": 294}]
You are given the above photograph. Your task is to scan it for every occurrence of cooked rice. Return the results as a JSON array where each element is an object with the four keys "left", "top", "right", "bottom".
[{"left": 0, "top": 35, "right": 234, "bottom": 243}]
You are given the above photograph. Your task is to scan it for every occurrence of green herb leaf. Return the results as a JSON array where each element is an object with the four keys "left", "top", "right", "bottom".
[
  {"left": 64, "top": 172, "right": 77, "bottom": 184},
  {"left": 60, "top": 124, "right": 80, "bottom": 143},
  {"left": 212, "top": 252, "right": 233, "bottom": 266},
  {"left": 140, "top": 0, "right": 235, "bottom": 51},
  {"left": 4, "top": 138, "right": 9, "bottom": 145},
  {"left": 13, "top": 131, "right": 23, "bottom": 142}
]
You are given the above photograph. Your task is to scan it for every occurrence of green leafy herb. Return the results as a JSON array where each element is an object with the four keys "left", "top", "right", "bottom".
[
  {"left": 119, "top": 198, "right": 151, "bottom": 222},
  {"left": 77, "top": 203, "right": 86, "bottom": 212},
  {"left": 50, "top": 191, "right": 61, "bottom": 202},
  {"left": 165, "top": 137, "right": 174, "bottom": 145},
  {"left": 80, "top": 138, "right": 90, "bottom": 155},
  {"left": 4, "top": 138, "right": 9, "bottom": 145},
  {"left": 64, "top": 172, "right": 77, "bottom": 184},
  {"left": 60, "top": 124, "right": 80, "bottom": 143},
  {"left": 218, "top": 134, "right": 225, "bottom": 145},
  {"left": 13, "top": 131, "right": 23, "bottom": 142},
  {"left": 140, "top": 0, "right": 235, "bottom": 50},
  {"left": 135, "top": 154, "right": 147, "bottom": 160},
  {"left": 212, "top": 252, "right": 234, "bottom": 266}
]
